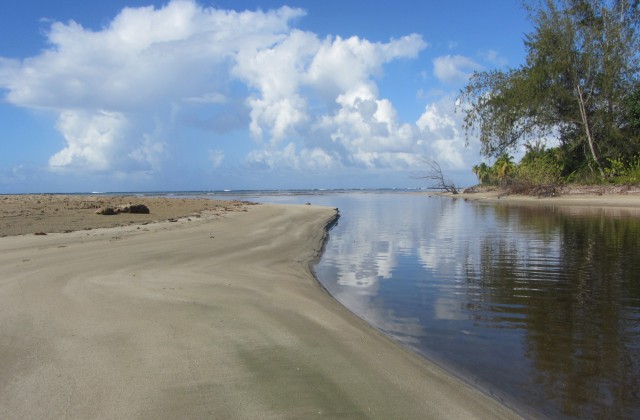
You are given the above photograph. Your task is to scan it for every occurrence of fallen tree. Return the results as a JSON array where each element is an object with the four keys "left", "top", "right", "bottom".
[{"left": 413, "top": 159, "right": 459, "bottom": 194}]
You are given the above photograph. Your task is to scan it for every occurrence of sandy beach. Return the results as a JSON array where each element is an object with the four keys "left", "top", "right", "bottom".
[
  {"left": 0, "top": 194, "right": 253, "bottom": 237},
  {"left": 0, "top": 196, "right": 519, "bottom": 419},
  {"left": 444, "top": 186, "right": 640, "bottom": 217}
]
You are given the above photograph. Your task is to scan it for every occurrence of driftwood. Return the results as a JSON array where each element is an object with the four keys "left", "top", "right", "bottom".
[{"left": 413, "top": 160, "right": 459, "bottom": 194}]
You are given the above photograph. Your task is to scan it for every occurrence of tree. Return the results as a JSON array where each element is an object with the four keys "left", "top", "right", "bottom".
[
  {"left": 493, "top": 153, "right": 516, "bottom": 185},
  {"left": 472, "top": 162, "right": 493, "bottom": 185},
  {"left": 459, "top": 0, "right": 640, "bottom": 177},
  {"left": 414, "top": 159, "right": 459, "bottom": 194},
  {"left": 517, "top": 144, "right": 564, "bottom": 184},
  {"left": 625, "top": 85, "right": 640, "bottom": 135}
]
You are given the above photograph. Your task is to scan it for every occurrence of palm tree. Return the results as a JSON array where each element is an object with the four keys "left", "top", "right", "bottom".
[
  {"left": 493, "top": 153, "right": 515, "bottom": 186},
  {"left": 472, "top": 162, "right": 493, "bottom": 185}
]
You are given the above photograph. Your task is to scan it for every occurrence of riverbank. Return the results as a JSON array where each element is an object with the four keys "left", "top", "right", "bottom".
[
  {"left": 0, "top": 196, "right": 519, "bottom": 419},
  {"left": 443, "top": 185, "right": 640, "bottom": 213}
]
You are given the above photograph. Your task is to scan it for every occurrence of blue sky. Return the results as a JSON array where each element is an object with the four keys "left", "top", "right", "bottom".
[{"left": 0, "top": 0, "right": 531, "bottom": 193}]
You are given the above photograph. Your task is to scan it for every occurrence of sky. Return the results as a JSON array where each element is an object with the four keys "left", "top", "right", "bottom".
[{"left": 0, "top": 0, "right": 532, "bottom": 193}]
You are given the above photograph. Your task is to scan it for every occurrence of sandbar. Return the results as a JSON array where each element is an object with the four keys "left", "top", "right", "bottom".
[{"left": 0, "top": 196, "right": 520, "bottom": 419}]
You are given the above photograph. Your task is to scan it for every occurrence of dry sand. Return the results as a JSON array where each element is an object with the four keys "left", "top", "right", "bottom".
[
  {"left": 0, "top": 196, "right": 520, "bottom": 419},
  {"left": 0, "top": 194, "right": 253, "bottom": 237}
]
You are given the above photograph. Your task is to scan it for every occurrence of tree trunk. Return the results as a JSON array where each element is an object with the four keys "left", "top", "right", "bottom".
[{"left": 576, "top": 83, "right": 605, "bottom": 177}]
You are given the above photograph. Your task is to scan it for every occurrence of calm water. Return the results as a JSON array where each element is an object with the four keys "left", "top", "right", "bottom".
[
  {"left": 309, "top": 192, "right": 640, "bottom": 419},
  {"left": 178, "top": 190, "right": 640, "bottom": 418}
]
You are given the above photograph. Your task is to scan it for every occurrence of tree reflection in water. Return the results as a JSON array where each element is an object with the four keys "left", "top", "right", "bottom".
[
  {"left": 312, "top": 193, "right": 640, "bottom": 419},
  {"left": 466, "top": 205, "right": 640, "bottom": 419}
]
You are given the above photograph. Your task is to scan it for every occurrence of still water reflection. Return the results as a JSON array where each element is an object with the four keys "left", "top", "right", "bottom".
[{"left": 308, "top": 193, "right": 640, "bottom": 419}]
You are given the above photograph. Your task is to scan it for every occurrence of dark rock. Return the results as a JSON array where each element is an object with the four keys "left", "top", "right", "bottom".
[
  {"left": 128, "top": 204, "right": 150, "bottom": 214},
  {"left": 96, "top": 207, "right": 116, "bottom": 215},
  {"left": 115, "top": 204, "right": 131, "bottom": 213}
]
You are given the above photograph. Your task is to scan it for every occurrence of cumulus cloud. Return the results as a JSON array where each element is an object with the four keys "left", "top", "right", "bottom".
[
  {"left": 0, "top": 0, "right": 480, "bottom": 180},
  {"left": 6, "top": 3, "right": 301, "bottom": 111},
  {"left": 416, "top": 95, "right": 479, "bottom": 169},
  {"left": 306, "top": 95, "right": 423, "bottom": 169},
  {"left": 0, "top": 1, "right": 305, "bottom": 174},
  {"left": 234, "top": 31, "right": 428, "bottom": 170},
  {"left": 49, "top": 110, "right": 130, "bottom": 171}
]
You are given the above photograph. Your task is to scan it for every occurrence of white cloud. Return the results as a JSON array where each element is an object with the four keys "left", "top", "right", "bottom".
[
  {"left": 417, "top": 103, "right": 456, "bottom": 134},
  {"left": 1, "top": 1, "right": 306, "bottom": 174},
  {"left": 416, "top": 95, "right": 480, "bottom": 169},
  {"left": 235, "top": 32, "right": 426, "bottom": 148},
  {"left": 234, "top": 29, "right": 319, "bottom": 141},
  {"left": 49, "top": 110, "right": 129, "bottom": 171},
  {"left": 0, "top": 0, "right": 484, "bottom": 181},
  {"left": 433, "top": 54, "right": 482, "bottom": 85},
  {"left": 306, "top": 94, "right": 423, "bottom": 169},
  {"left": 307, "top": 34, "right": 425, "bottom": 98},
  {"left": 237, "top": 31, "right": 429, "bottom": 171}
]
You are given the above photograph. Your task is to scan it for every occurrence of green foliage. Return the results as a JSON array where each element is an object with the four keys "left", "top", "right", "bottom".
[
  {"left": 604, "top": 157, "right": 626, "bottom": 178},
  {"left": 605, "top": 155, "right": 640, "bottom": 184},
  {"left": 472, "top": 162, "right": 494, "bottom": 185},
  {"left": 460, "top": 69, "right": 549, "bottom": 157},
  {"left": 493, "top": 153, "right": 516, "bottom": 185},
  {"left": 459, "top": 0, "right": 640, "bottom": 179},
  {"left": 563, "top": 165, "right": 605, "bottom": 184},
  {"left": 472, "top": 149, "right": 640, "bottom": 189},
  {"left": 623, "top": 86, "right": 640, "bottom": 151},
  {"left": 472, "top": 155, "right": 518, "bottom": 186},
  {"left": 517, "top": 146, "right": 563, "bottom": 185}
]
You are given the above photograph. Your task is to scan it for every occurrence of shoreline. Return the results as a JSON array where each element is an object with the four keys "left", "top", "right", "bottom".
[
  {"left": 440, "top": 187, "right": 640, "bottom": 215},
  {"left": 0, "top": 197, "right": 519, "bottom": 418}
]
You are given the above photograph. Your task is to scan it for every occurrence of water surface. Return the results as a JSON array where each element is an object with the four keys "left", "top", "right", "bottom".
[{"left": 309, "top": 193, "right": 640, "bottom": 419}]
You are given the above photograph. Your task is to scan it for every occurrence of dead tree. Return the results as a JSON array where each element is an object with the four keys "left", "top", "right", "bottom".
[{"left": 413, "top": 159, "right": 459, "bottom": 194}]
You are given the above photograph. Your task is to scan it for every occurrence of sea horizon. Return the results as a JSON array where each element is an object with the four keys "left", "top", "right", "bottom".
[{"left": 2, "top": 187, "right": 436, "bottom": 197}]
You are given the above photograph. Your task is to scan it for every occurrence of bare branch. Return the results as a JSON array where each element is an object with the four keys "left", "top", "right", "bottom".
[{"left": 412, "top": 159, "right": 459, "bottom": 194}]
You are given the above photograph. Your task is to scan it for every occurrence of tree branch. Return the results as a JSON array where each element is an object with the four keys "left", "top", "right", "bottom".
[{"left": 412, "top": 160, "right": 459, "bottom": 194}]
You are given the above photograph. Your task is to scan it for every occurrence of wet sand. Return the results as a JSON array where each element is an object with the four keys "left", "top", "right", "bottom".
[{"left": 0, "top": 196, "right": 519, "bottom": 419}]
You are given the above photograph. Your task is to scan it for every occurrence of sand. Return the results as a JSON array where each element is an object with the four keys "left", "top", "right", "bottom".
[
  {"left": 0, "top": 194, "right": 254, "bottom": 237},
  {"left": 444, "top": 188, "right": 640, "bottom": 217},
  {"left": 0, "top": 195, "right": 520, "bottom": 419}
]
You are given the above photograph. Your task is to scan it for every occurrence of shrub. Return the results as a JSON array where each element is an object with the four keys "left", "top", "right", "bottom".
[
  {"left": 606, "top": 155, "right": 640, "bottom": 184},
  {"left": 515, "top": 153, "right": 562, "bottom": 185}
]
